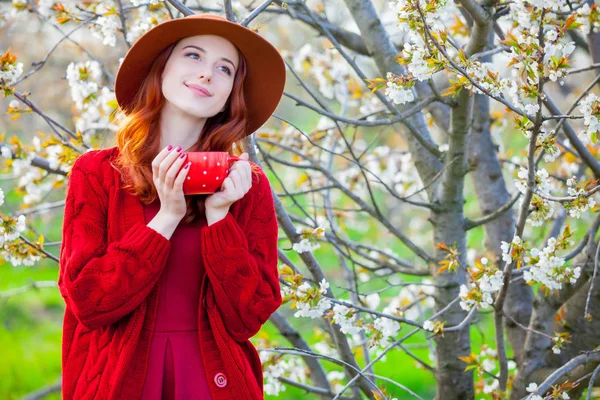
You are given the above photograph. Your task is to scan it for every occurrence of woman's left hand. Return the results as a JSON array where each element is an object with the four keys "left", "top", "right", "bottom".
[{"left": 205, "top": 152, "right": 252, "bottom": 211}]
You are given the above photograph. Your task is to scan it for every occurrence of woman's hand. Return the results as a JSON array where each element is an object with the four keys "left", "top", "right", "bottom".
[
  {"left": 152, "top": 145, "right": 191, "bottom": 220},
  {"left": 205, "top": 152, "right": 252, "bottom": 212}
]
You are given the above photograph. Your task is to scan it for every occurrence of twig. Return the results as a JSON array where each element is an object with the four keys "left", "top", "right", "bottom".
[
  {"left": 166, "top": 0, "right": 193, "bottom": 15},
  {"left": 525, "top": 349, "right": 600, "bottom": 398},
  {"left": 0, "top": 280, "right": 58, "bottom": 300}
]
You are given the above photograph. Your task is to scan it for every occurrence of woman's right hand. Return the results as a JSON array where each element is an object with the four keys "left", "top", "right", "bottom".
[{"left": 152, "top": 145, "right": 191, "bottom": 221}]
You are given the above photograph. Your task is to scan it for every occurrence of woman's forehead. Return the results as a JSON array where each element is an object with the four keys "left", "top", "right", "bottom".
[{"left": 178, "top": 36, "right": 237, "bottom": 55}]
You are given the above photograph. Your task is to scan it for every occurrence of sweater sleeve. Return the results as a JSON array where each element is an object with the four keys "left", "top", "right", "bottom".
[
  {"left": 200, "top": 169, "right": 281, "bottom": 342},
  {"left": 57, "top": 155, "right": 172, "bottom": 330}
]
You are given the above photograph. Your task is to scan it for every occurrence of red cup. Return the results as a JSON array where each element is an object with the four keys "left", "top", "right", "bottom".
[{"left": 182, "top": 152, "right": 242, "bottom": 195}]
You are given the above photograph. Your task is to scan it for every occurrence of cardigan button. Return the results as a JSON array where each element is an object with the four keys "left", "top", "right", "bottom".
[{"left": 214, "top": 372, "right": 227, "bottom": 388}]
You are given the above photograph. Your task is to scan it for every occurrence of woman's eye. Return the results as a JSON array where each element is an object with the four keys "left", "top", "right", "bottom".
[
  {"left": 185, "top": 52, "right": 200, "bottom": 60},
  {"left": 185, "top": 52, "right": 231, "bottom": 75}
]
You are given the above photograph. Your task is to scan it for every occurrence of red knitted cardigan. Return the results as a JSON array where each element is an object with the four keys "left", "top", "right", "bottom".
[{"left": 57, "top": 146, "right": 281, "bottom": 399}]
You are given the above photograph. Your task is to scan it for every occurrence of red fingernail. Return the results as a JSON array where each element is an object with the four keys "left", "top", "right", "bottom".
[
  {"left": 175, "top": 146, "right": 182, "bottom": 152},
  {"left": 167, "top": 145, "right": 173, "bottom": 151},
  {"left": 184, "top": 162, "right": 190, "bottom": 169},
  {"left": 179, "top": 152, "right": 186, "bottom": 159}
]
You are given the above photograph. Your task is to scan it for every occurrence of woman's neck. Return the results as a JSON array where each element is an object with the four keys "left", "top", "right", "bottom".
[{"left": 158, "top": 102, "right": 208, "bottom": 152}]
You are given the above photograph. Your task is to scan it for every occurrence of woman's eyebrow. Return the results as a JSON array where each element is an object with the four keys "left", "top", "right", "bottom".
[{"left": 182, "top": 45, "right": 236, "bottom": 69}]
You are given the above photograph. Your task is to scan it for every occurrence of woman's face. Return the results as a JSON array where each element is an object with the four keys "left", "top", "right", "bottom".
[{"left": 161, "top": 35, "right": 240, "bottom": 119}]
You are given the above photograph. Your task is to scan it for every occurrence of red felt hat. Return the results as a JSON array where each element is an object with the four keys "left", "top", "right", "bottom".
[{"left": 114, "top": 13, "right": 286, "bottom": 136}]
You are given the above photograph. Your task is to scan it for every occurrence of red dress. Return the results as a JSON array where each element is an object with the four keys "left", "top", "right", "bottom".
[{"left": 140, "top": 198, "right": 212, "bottom": 399}]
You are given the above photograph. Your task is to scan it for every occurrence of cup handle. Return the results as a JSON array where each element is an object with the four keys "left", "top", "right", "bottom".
[{"left": 227, "top": 155, "right": 241, "bottom": 165}]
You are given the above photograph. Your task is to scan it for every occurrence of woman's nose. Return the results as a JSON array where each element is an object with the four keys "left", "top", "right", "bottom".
[{"left": 198, "top": 70, "right": 211, "bottom": 82}]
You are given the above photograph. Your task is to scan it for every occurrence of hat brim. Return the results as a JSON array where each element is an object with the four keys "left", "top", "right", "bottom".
[{"left": 114, "top": 14, "right": 286, "bottom": 136}]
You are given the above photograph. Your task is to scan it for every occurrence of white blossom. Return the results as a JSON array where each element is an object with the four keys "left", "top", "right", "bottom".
[
  {"left": 0, "top": 214, "right": 27, "bottom": 242},
  {"left": 522, "top": 238, "right": 576, "bottom": 290},
  {"left": 579, "top": 93, "right": 600, "bottom": 143},
  {"left": 373, "top": 317, "right": 400, "bottom": 346},
  {"left": 292, "top": 238, "right": 319, "bottom": 253},
  {"left": 1, "top": 146, "right": 13, "bottom": 159},
  {"left": 0, "top": 59, "right": 23, "bottom": 86},
  {"left": 263, "top": 355, "right": 306, "bottom": 396},
  {"left": 91, "top": 8, "right": 120, "bottom": 47},
  {"left": 365, "top": 293, "right": 380, "bottom": 310},
  {"left": 293, "top": 281, "right": 332, "bottom": 319},
  {"left": 384, "top": 80, "right": 414, "bottom": 105},
  {"left": 403, "top": 43, "right": 431, "bottom": 81},
  {"left": 332, "top": 304, "right": 362, "bottom": 335},
  {"left": 66, "top": 61, "right": 103, "bottom": 110},
  {"left": 423, "top": 320, "right": 434, "bottom": 331},
  {"left": 501, "top": 235, "right": 521, "bottom": 264},
  {"left": 526, "top": 382, "right": 539, "bottom": 393},
  {"left": 293, "top": 225, "right": 324, "bottom": 254}
]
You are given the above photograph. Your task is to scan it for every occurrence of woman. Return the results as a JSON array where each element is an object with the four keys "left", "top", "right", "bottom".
[{"left": 57, "top": 13, "right": 286, "bottom": 400}]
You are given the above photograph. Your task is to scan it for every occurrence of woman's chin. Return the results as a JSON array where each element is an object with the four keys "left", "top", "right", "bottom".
[{"left": 174, "top": 105, "right": 213, "bottom": 119}]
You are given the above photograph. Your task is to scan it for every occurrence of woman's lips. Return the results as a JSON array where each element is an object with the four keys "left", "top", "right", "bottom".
[{"left": 185, "top": 83, "right": 211, "bottom": 97}]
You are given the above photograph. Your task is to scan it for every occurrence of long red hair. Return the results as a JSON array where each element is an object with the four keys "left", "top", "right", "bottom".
[{"left": 111, "top": 39, "right": 261, "bottom": 225}]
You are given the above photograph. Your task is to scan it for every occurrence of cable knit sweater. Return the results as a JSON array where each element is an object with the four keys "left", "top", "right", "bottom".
[{"left": 57, "top": 146, "right": 281, "bottom": 399}]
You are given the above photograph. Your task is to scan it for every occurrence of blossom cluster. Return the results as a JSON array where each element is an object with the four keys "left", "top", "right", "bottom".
[
  {"left": 267, "top": 123, "right": 423, "bottom": 206},
  {"left": 336, "top": 145, "right": 423, "bottom": 198},
  {"left": 66, "top": 60, "right": 117, "bottom": 140},
  {"left": 523, "top": 236, "right": 579, "bottom": 290},
  {"left": 526, "top": 382, "right": 571, "bottom": 400},
  {"left": 280, "top": 266, "right": 412, "bottom": 348},
  {"left": 579, "top": 93, "right": 600, "bottom": 145},
  {"left": 330, "top": 304, "right": 362, "bottom": 335},
  {"left": 11, "top": 0, "right": 169, "bottom": 48},
  {"left": 261, "top": 353, "right": 307, "bottom": 397},
  {"left": 0, "top": 209, "right": 26, "bottom": 243},
  {"left": 369, "top": 316, "right": 401, "bottom": 347},
  {"left": 515, "top": 167, "right": 555, "bottom": 226},
  {"left": 91, "top": 2, "right": 121, "bottom": 47},
  {"left": 515, "top": 167, "right": 553, "bottom": 195},
  {"left": 384, "top": 72, "right": 415, "bottom": 105},
  {"left": 292, "top": 224, "right": 325, "bottom": 254},
  {"left": 0, "top": 141, "right": 33, "bottom": 176},
  {"left": 575, "top": 2, "right": 600, "bottom": 35},
  {"left": 459, "top": 258, "right": 504, "bottom": 311},
  {"left": 536, "top": 130, "right": 560, "bottom": 163},
  {"left": 461, "top": 59, "right": 510, "bottom": 98},
  {"left": 283, "top": 277, "right": 332, "bottom": 319},
  {"left": 2, "top": 136, "right": 73, "bottom": 204},
  {"left": 462, "top": 345, "right": 517, "bottom": 396},
  {"left": 501, "top": 235, "right": 527, "bottom": 265},
  {"left": 281, "top": 41, "right": 368, "bottom": 108},
  {"left": 125, "top": 1, "right": 170, "bottom": 44},
  {"left": 0, "top": 48, "right": 23, "bottom": 95},
  {"left": 564, "top": 176, "right": 597, "bottom": 218},
  {"left": 391, "top": 0, "right": 454, "bottom": 44},
  {"left": 400, "top": 43, "right": 432, "bottom": 82},
  {"left": 0, "top": 187, "right": 42, "bottom": 266},
  {"left": 280, "top": 41, "right": 385, "bottom": 121}
]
